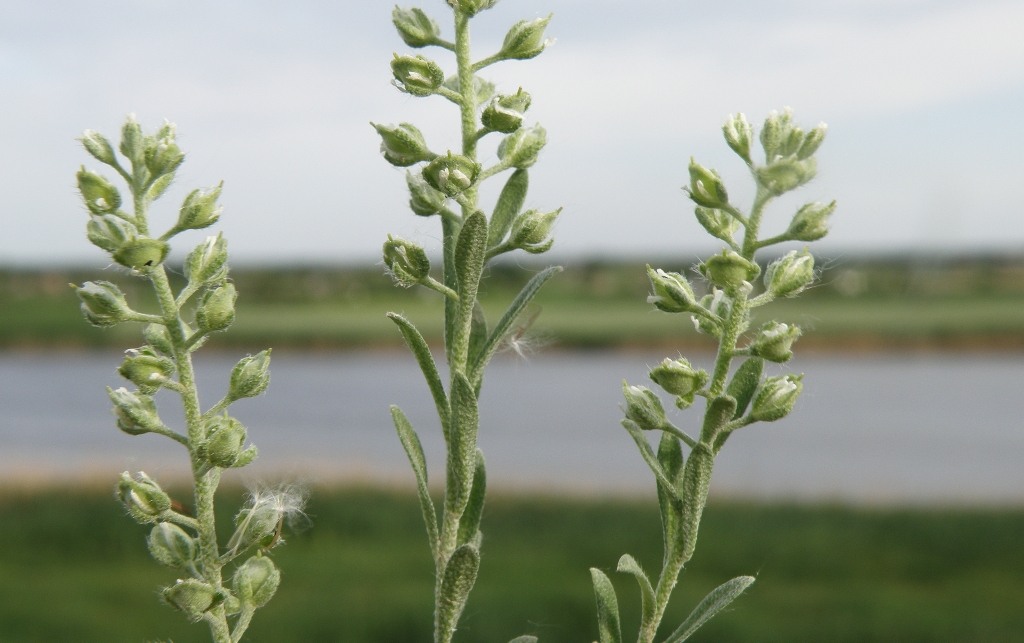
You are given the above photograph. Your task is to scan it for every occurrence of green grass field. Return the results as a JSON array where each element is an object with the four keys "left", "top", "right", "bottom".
[{"left": 2, "top": 486, "right": 1022, "bottom": 642}]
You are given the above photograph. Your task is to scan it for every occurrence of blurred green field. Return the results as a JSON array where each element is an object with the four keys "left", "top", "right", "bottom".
[{"left": 1, "top": 486, "right": 1022, "bottom": 642}]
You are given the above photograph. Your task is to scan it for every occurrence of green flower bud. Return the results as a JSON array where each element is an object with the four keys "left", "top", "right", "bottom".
[
  {"left": 391, "top": 54, "right": 445, "bottom": 96},
  {"left": 509, "top": 208, "right": 560, "bottom": 254},
  {"left": 422, "top": 152, "right": 480, "bottom": 196},
  {"left": 694, "top": 206, "right": 740, "bottom": 244},
  {"left": 756, "top": 157, "right": 817, "bottom": 196},
  {"left": 199, "top": 415, "right": 251, "bottom": 468},
  {"left": 700, "top": 249, "right": 760, "bottom": 290},
  {"left": 80, "top": 129, "right": 118, "bottom": 166},
  {"left": 108, "top": 387, "right": 164, "bottom": 436},
  {"left": 75, "top": 280, "right": 133, "bottom": 327},
  {"left": 118, "top": 348, "right": 176, "bottom": 393},
  {"left": 622, "top": 382, "right": 668, "bottom": 431},
  {"left": 649, "top": 357, "right": 708, "bottom": 409},
  {"left": 686, "top": 158, "right": 729, "bottom": 209},
  {"left": 693, "top": 289, "right": 732, "bottom": 336},
  {"left": 185, "top": 234, "right": 229, "bottom": 286},
  {"left": 176, "top": 184, "right": 223, "bottom": 232},
  {"left": 797, "top": 123, "right": 827, "bottom": 160},
  {"left": 228, "top": 350, "right": 272, "bottom": 401},
  {"left": 500, "top": 14, "right": 552, "bottom": 60},
  {"left": 112, "top": 237, "right": 170, "bottom": 271},
  {"left": 750, "top": 374, "right": 803, "bottom": 422},
  {"left": 759, "top": 109, "right": 791, "bottom": 162},
  {"left": 143, "top": 323, "right": 174, "bottom": 355},
  {"left": 195, "top": 282, "right": 237, "bottom": 333},
  {"left": 749, "top": 321, "right": 802, "bottom": 363},
  {"left": 383, "top": 235, "right": 431, "bottom": 287},
  {"left": 722, "top": 113, "right": 753, "bottom": 164},
  {"left": 119, "top": 114, "right": 145, "bottom": 164},
  {"left": 162, "top": 579, "right": 224, "bottom": 622},
  {"left": 764, "top": 249, "right": 815, "bottom": 298},
  {"left": 372, "top": 122, "right": 433, "bottom": 167},
  {"left": 144, "top": 127, "right": 185, "bottom": 178},
  {"left": 86, "top": 214, "right": 137, "bottom": 254},
  {"left": 786, "top": 200, "right": 835, "bottom": 242},
  {"left": 446, "top": 0, "right": 499, "bottom": 17},
  {"left": 117, "top": 471, "right": 171, "bottom": 523},
  {"left": 481, "top": 88, "right": 531, "bottom": 133},
  {"left": 392, "top": 6, "right": 441, "bottom": 47},
  {"left": 77, "top": 167, "right": 122, "bottom": 214},
  {"left": 406, "top": 170, "right": 447, "bottom": 216},
  {"left": 497, "top": 124, "right": 546, "bottom": 169},
  {"left": 147, "top": 522, "right": 196, "bottom": 569},
  {"left": 646, "top": 266, "right": 698, "bottom": 314},
  {"left": 234, "top": 556, "right": 280, "bottom": 608}
]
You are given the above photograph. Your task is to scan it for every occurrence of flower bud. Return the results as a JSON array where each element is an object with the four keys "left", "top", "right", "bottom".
[
  {"left": 162, "top": 579, "right": 224, "bottom": 622},
  {"left": 147, "top": 522, "right": 196, "bottom": 569},
  {"left": 764, "top": 249, "right": 815, "bottom": 298},
  {"left": 86, "top": 214, "right": 137, "bottom": 254},
  {"left": 234, "top": 556, "right": 280, "bottom": 608},
  {"left": 481, "top": 88, "right": 531, "bottom": 133},
  {"left": 143, "top": 323, "right": 174, "bottom": 355},
  {"left": 759, "top": 109, "right": 791, "bottom": 162},
  {"left": 649, "top": 357, "right": 708, "bottom": 409},
  {"left": 118, "top": 349, "right": 176, "bottom": 393},
  {"left": 497, "top": 124, "right": 546, "bottom": 169},
  {"left": 500, "top": 14, "right": 552, "bottom": 60},
  {"left": 176, "top": 184, "right": 223, "bottom": 232},
  {"left": 391, "top": 54, "right": 445, "bottom": 96},
  {"left": 694, "top": 206, "right": 740, "bottom": 244},
  {"left": 622, "top": 382, "right": 668, "bottom": 431},
  {"left": 392, "top": 6, "right": 441, "bottom": 47},
  {"left": 686, "top": 158, "right": 729, "bottom": 209},
  {"left": 756, "top": 157, "right": 816, "bottom": 196},
  {"left": 75, "top": 280, "right": 133, "bottom": 327},
  {"left": 144, "top": 129, "right": 184, "bottom": 178},
  {"left": 199, "top": 415, "right": 251, "bottom": 468},
  {"left": 112, "top": 237, "right": 170, "bottom": 271},
  {"left": 228, "top": 350, "right": 272, "bottom": 401},
  {"left": 786, "top": 200, "right": 835, "bottom": 242},
  {"left": 406, "top": 170, "right": 447, "bottom": 216},
  {"left": 797, "top": 123, "right": 827, "bottom": 160},
  {"left": 446, "top": 0, "right": 499, "bottom": 17},
  {"left": 750, "top": 374, "right": 803, "bottom": 422},
  {"left": 646, "top": 266, "right": 698, "bottom": 313},
  {"left": 422, "top": 152, "right": 480, "bottom": 196},
  {"left": 749, "top": 321, "right": 802, "bottom": 363},
  {"left": 692, "top": 289, "right": 732, "bottom": 336},
  {"left": 80, "top": 129, "right": 118, "bottom": 166},
  {"left": 108, "top": 387, "right": 164, "bottom": 436},
  {"left": 195, "top": 282, "right": 237, "bottom": 333},
  {"left": 509, "top": 208, "right": 560, "bottom": 253},
  {"left": 185, "top": 234, "right": 229, "bottom": 286},
  {"left": 117, "top": 471, "right": 171, "bottom": 523},
  {"left": 119, "top": 114, "right": 145, "bottom": 164},
  {"left": 700, "top": 249, "right": 759, "bottom": 290},
  {"left": 383, "top": 235, "right": 431, "bottom": 287},
  {"left": 722, "top": 113, "right": 753, "bottom": 164},
  {"left": 77, "top": 167, "right": 122, "bottom": 214},
  {"left": 372, "top": 122, "right": 433, "bottom": 167}
]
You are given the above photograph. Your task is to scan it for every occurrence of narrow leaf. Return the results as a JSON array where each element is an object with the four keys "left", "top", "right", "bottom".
[
  {"left": 622, "top": 420, "right": 679, "bottom": 501},
  {"left": 589, "top": 568, "right": 622, "bottom": 643},
  {"left": 656, "top": 432, "right": 685, "bottom": 562},
  {"left": 446, "top": 373, "right": 479, "bottom": 517},
  {"left": 678, "top": 444, "right": 714, "bottom": 561},
  {"left": 664, "top": 575, "right": 756, "bottom": 643},
  {"left": 436, "top": 544, "right": 481, "bottom": 643},
  {"left": 466, "top": 301, "right": 489, "bottom": 377},
  {"left": 508, "top": 637, "right": 538, "bottom": 643},
  {"left": 454, "top": 211, "right": 487, "bottom": 308},
  {"left": 457, "top": 449, "right": 487, "bottom": 547},
  {"left": 487, "top": 168, "right": 529, "bottom": 248},
  {"left": 388, "top": 313, "right": 450, "bottom": 437},
  {"left": 616, "top": 554, "right": 656, "bottom": 626},
  {"left": 699, "top": 394, "right": 737, "bottom": 444},
  {"left": 391, "top": 405, "right": 439, "bottom": 554},
  {"left": 726, "top": 357, "right": 763, "bottom": 419},
  {"left": 469, "top": 265, "right": 562, "bottom": 388}
]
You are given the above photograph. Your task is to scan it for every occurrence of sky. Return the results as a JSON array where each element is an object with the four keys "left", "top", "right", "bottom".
[{"left": 3, "top": 0, "right": 1023, "bottom": 266}]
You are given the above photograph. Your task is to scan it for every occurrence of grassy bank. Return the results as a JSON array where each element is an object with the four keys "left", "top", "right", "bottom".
[{"left": 2, "top": 485, "right": 1022, "bottom": 642}]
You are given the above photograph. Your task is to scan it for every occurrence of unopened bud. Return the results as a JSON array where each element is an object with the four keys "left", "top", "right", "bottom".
[
  {"left": 797, "top": 123, "right": 827, "bottom": 160},
  {"left": 185, "top": 234, "right": 229, "bottom": 286},
  {"left": 694, "top": 207, "right": 740, "bottom": 244},
  {"left": 118, "top": 349, "right": 176, "bottom": 393},
  {"left": 481, "top": 88, "right": 531, "bottom": 133},
  {"left": 77, "top": 167, "right": 122, "bottom": 215},
  {"left": 759, "top": 109, "right": 791, "bottom": 162},
  {"left": 686, "top": 158, "right": 729, "bottom": 209},
  {"left": 162, "top": 579, "right": 224, "bottom": 622},
  {"left": 86, "top": 214, "right": 137, "bottom": 254},
  {"left": 199, "top": 415, "right": 252, "bottom": 468},
  {"left": 383, "top": 235, "right": 431, "bottom": 287},
  {"left": 406, "top": 170, "right": 447, "bottom": 216},
  {"left": 143, "top": 323, "right": 174, "bottom": 355},
  {"left": 509, "top": 208, "right": 560, "bottom": 253},
  {"left": 391, "top": 54, "right": 445, "bottom": 97},
  {"left": 646, "top": 266, "right": 697, "bottom": 313},
  {"left": 75, "top": 281, "right": 133, "bottom": 327},
  {"left": 112, "top": 237, "right": 170, "bottom": 271},
  {"left": 750, "top": 374, "right": 803, "bottom": 422},
  {"left": 228, "top": 350, "right": 272, "bottom": 401},
  {"left": 700, "top": 249, "right": 759, "bottom": 290},
  {"left": 147, "top": 522, "right": 196, "bottom": 569},
  {"left": 117, "top": 471, "right": 171, "bottom": 523},
  {"left": 649, "top": 357, "right": 708, "bottom": 409},
  {"left": 422, "top": 152, "right": 480, "bottom": 196},
  {"left": 372, "top": 122, "right": 433, "bottom": 167},
  {"left": 234, "top": 556, "right": 280, "bottom": 608},
  {"left": 786, "top": 200, "right": 835, "bottom": 242},
  {"left": 80, "top": 129, "right": 118, "bottom": 166},
  {"left": 622, "top": 382, "right": 668, "bottom": 431},
  {"left": 500, "top": 14, "right": 552, "bottom": 60},
  {"left": 749, "top": 321, "right": 802, "bottom": 363},
  {"left": 392, "top": 6, "right": 441, "bottom": 47},
  {"left": 119, "top": 115, "right": 145, "bottom": 164},
  {"left": 756, "top": 157, "right": 817, "bottom": 195},
  {"left": 764, "top": 249, "right": 815, "bottom": 298},
  {"left": 722, "top": 113, "right": 753, "bottom": 164},
  {"left": 176, "top": 184, "right": 223, "bottom": 232},
  {"left": 108, "top": 387, "right": 164, "bottom": 436},
  {"left": 144, "top": 130, "right": 184, "bottom": 178},
  {"left": 497, "top": 124, "right": 546, "bottom": 169},
  {"left": 446, "top": 0, "right": 499, "bottom": 17},
  {"left": 692, "top": 289, "right": 732, "bottom": 336},
  {"left": 195, "top": 282, "right": 237, "bottom": 333}
]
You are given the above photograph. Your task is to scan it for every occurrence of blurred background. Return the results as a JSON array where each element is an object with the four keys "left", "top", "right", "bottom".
[{"left": 2, "top": 1, "right": 1023, "bottom": 641}]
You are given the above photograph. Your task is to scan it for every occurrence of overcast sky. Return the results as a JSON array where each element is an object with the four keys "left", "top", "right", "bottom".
[{"left": 3, "top": 0, "right": 1023, "bottom": 266}]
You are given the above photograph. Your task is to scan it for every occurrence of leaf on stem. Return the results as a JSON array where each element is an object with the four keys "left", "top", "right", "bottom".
[
  {"left": 447, "top": 374, "right": 479, "bottom": 517},
  {"left": 589, "top": 568, "right": 622, "bottom": 643},
  {"left": 487, "top": 169, "right": 529, "bottom": 249},
  {"left": 726, "top": 358, "right": 763, "bottom": 419},
  {"left": 436, "top": 544, "right": 480, "bottom": 643},
  {"left": 678, "top": 445, "right": 714, "bottom": 562},
  {"left": 616, "top": 554, "right": 656, "bottom": 626},
  {"left": 663, "top": 575, "right": 756, "bottom": 643},
  {"left": 455, "top": 211, "right": 488, "bottom": 306},
  {"left": 456, "top": 449, "right": 486, "bottom": 547},
  {"left": 388, "top": 313, "right": 450, "bottom": 435},
  {"left": 656, "top": 432, "right": 685, "bottom": 561},
  {"left": 622, "top": 420, "right": 679, "bottom": 501},
  {"left": 391, "top": 405, "right": 439, "bottom": 555},
  {"left": 698, "top": 395, "right": 737, "bottom": 444}
]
